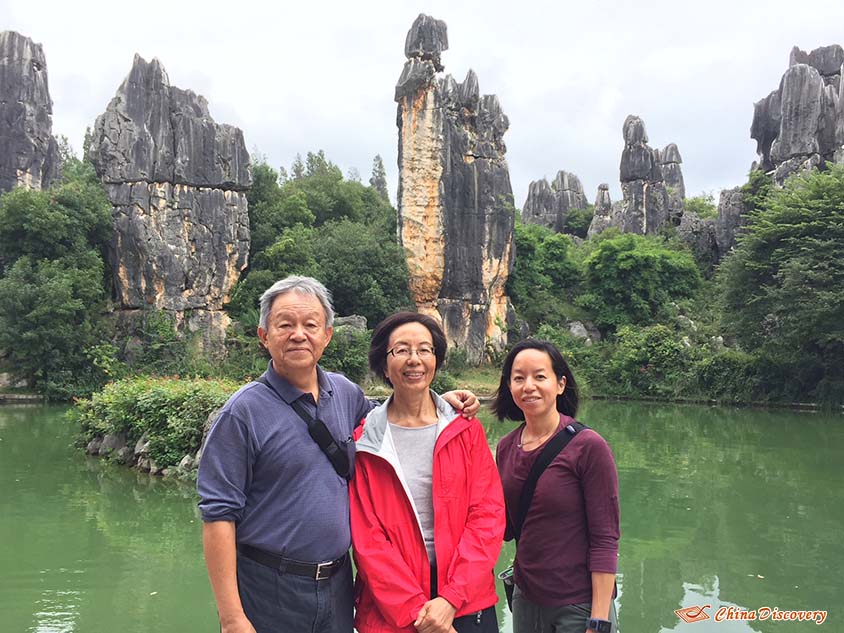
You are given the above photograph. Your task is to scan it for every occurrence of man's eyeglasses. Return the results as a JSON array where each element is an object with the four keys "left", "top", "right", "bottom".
[{"left": 387, "top": 345, "right": 435, "bottom": 359}]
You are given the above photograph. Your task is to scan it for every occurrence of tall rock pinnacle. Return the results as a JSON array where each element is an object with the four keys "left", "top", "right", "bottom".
[
  {"left": 395, "top": 14, "right": 515, "bottom": 363},
  {"left": 0, "top": 31, "right": 59, "bottom": 192},
  {"left": 588, "top": 115, "right": 674, "bottom": 236}
]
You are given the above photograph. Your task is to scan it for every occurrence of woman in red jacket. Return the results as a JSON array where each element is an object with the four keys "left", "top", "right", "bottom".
[{"left": 350, "top": 312, "right": 505, "bottom": 633}]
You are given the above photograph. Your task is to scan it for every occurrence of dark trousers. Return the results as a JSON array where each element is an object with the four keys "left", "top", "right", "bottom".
[
  {"left": 430, "top": 565, "right": 499, "bottom": 633},
  {"left": 235, "top": 553, "right": 353, "bottom": 633},
  {"left": 512, "top": 584, "right": 618, "bottom": 633}
]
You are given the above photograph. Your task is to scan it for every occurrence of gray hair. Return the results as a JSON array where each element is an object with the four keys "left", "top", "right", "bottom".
[{"left": 259, "top": 276, "right": 335, "bottom": 330}]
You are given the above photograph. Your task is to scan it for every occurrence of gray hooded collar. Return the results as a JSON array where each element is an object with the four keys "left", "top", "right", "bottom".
[{"left": 356, "top": 390, "right": 458, "bottom": 456}]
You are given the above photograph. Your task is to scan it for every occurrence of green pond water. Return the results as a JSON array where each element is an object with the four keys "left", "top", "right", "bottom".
[{"left": 1, "top": 401, "right": 842, "bottom": 633}]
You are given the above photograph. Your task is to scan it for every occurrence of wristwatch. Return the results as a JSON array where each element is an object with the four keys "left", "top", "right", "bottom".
[{"left": 587, "top": 618, "right": 612, "bottom": 633}]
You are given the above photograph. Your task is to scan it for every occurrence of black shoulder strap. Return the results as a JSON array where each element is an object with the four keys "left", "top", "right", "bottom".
[
  {"left": 511, "top": 421, "right": 587, "bottom": 542},
  {"left": 257, "top": 375, "right": 352, "bottom": 480}
]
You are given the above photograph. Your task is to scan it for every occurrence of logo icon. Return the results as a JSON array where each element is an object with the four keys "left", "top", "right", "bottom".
[{"left": 675, "top": 605, "right": 711, "bottom": 624}]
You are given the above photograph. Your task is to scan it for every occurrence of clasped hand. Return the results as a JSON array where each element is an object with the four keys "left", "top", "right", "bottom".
[{"left": 414, "top": 597, "right": 457, "bottom": 633}]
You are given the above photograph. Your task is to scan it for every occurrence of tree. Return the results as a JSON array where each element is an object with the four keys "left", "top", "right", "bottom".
[
  {"left": 305, "top": 150, "right": 342, "bottom": 179},
  {"left": 369, "top": 154, "right": 389, "bottom": 201},
  {"left": 720, "top": 164, "right": 844, "bottom": 403},
  {"left": 563, "top": 204, "right": 594, "bottom": 238},
  {"left": 0, "top": 252, "right": 110, "bottom": 398},
  {"left": 507, "top": 222, "right": 579, "bottom": 329},
  {"left": 228, "top": 225, "right": 322, "bottom": 317},
  {"left": 0, "top": 157, "right": 113, "bottom": 398},
  {"left": 232, "top": 150, "right": 407, "bottom": 327},
  {"left": 578, "top": 232, "right": 701, "bottom": 331},
  {"left": 291, "top": 154, "right": 305, "bottom": 180},
  {"left": 0, "top": 159, "right": 112, "bottom": 271},
  {"left": 684, "top": 192, "right": 717, "bottom": 218},
  {"left": 247, "top": 162, "right": 315, "bottom": 254},
  {"left": 313, "top": 219, "right": 413, "bottom": 325}
]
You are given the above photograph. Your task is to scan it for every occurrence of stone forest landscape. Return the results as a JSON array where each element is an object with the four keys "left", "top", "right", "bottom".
[
  {"left": 1, "top": 8, "right": 842, "bottom": 404},
  {"left": 1, "top": 5, "right": 844, "bottom": 633}
]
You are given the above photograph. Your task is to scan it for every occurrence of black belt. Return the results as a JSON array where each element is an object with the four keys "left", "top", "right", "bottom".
[{"left": 237, "top": 543, "right": 346, "bottom": 581}]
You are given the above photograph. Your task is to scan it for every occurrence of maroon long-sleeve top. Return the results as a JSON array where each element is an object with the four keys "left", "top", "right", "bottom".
[{"left": 496, "top": 414, "right": 620, "bottom": 607}]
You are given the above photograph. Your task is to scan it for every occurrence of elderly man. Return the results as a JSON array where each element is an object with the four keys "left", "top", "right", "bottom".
[{"left": 198, "top": 276, "right": 478, "bottom": 633}]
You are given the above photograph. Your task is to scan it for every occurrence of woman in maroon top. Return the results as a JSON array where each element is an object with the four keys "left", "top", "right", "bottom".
[{"left": 493, "top": 340, "right": 620, "bottom": 633}]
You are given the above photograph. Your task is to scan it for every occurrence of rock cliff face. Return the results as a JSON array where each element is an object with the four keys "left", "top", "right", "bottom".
[
  {"left": 396, "top": 14, "right": 514, "bottom": 363},
  {"left": 522, "top": 170, "right": 587, "bottom": 233},
  {"left": 0, "top": 31, "right": 59, "bottom": 192},
  {"left": 751, "top": 44, "right": 844, "bottom": 184},
  {"left": 90, "top": 55, "right": 251, "bottom": 346}
]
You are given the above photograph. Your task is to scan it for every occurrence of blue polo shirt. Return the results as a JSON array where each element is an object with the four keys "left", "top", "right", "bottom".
[{"left": 197, "top": 362, "right": 371, "bottom": 563}]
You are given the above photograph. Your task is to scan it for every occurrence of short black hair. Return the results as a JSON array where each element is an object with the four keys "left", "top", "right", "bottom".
[
  {"left": 369, "top": 311, "right": 448, "bottom": 387},
  {"left": 490, "top": 339, "right": 579, "bottom": 420}
]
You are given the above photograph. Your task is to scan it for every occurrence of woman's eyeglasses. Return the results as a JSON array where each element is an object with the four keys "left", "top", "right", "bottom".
[{"left": 387, "top": 345, "right": 435, "bottom": 359}]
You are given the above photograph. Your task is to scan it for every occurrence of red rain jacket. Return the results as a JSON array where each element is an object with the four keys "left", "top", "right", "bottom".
[{"left": 350, "top": 394, "right": 505, "bottom": 632}]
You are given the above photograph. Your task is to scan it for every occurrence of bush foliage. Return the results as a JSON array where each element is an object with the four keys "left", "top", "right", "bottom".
[
  {"left": 578, "top": 232, "right": 701, "bottom": 332},
  {"left": 72, "top": 376, "right": 239, "bottom": 468}
]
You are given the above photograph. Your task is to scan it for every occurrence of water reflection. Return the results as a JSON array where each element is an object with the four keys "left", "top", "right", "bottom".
[{"left": 33, "top": 587, "right": 82, "bottom": 633}]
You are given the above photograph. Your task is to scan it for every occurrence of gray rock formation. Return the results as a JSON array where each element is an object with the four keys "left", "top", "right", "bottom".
[
  {"left": 751, "top": 44, "right": 844, "bottom": 183},
  {"left": 0, "top": 31, "right": 59, "bottom": 192},
  {"left": 713, "top": 186, "right": 746, "bottom": 255},
  {"left": 90, "top": 55, "right": 251, "bottom": 347},
  {"left": 333, "top": 315, "right": 368, "bottom": 331},
  {"left": 660, "top": 143, "right": 685, "bottom": 220},
  {"left": 396, "top": 14, "right": 515, "bottom": 363},
  {"left": 677, "top": 210, "right": 717, "bottom": 266},
  {"left": 677, "top": 186, "right": 746, "bottom": 267},
  {"left": 522, "top": 170, "right": 587, "bottom": 233},
  {"left": 91, "top": 56, "right": 250, "bottom": 188},
  {"left": 586, "top": 184, "right": 614, "bottom": 237},
  {"left": 588, "top": 116, "right": 675, "bottom": 236},
  {"left": 619, "top": 116, "right": 671, "bottom": 233}
]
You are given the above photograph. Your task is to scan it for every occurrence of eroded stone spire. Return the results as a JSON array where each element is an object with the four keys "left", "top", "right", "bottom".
[
  {"left": 0, "top": 31, "right": 59, "bottom": 192},
  {"left": 396, "top": 14, "right": 515, "bottom": 362}
]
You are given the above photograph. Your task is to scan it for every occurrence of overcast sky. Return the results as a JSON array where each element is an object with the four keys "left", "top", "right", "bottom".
[{"left": 5, "top": 0, "right": 844, "bottom": 207}]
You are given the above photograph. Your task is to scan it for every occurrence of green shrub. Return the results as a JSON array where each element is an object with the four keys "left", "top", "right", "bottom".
[
  {"left": 71, "top": 376, "right": 238, "bottom": 468},
  {"left": 320, "top": 327, "right": 371, "bottom": 383},
  {"left": 695, "top": 350, "right": 759, "bottom": 402},
  {"left": 684, "top": 192, "right": 718, "bottom": 218},
  {"left": 578, "top": 233, "right": 701, "bottom": 332},
  {"left": 445, "top": 346, "right": 470, "bottom": 374},
  {"left": 605, "top": 325, "right": 697, "bottom": 397},
  {"left": 564, "top": 205, "right": 594, "bottom": 238},
  {"left": 431, "top": 370, "right": 458, "bottom": 394}
]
